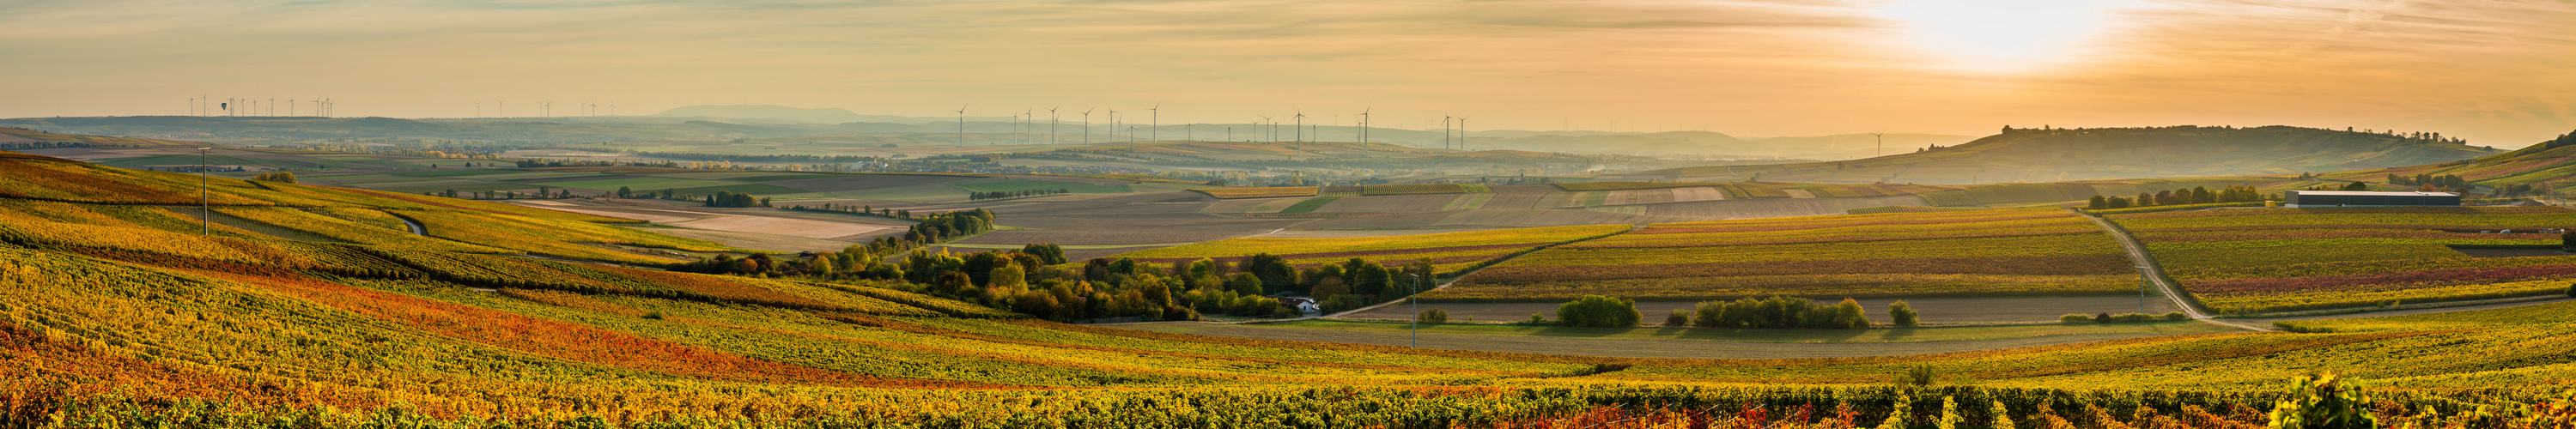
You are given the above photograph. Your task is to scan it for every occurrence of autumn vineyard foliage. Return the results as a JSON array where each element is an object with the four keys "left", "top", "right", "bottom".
[
  {"left": 2109, "top": 207, "right": 2576, "bottom": 314},
  {"left": 9, "top": 149, "right": 2576, "bottom": 426},
  {"left": 1436, "top": 208, "right": 2136, "bottom": 301}
]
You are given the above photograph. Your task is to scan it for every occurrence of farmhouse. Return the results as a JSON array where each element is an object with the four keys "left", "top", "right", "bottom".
[{"left": 2282, "top": 190, "right": 2461, "bottom": 208}]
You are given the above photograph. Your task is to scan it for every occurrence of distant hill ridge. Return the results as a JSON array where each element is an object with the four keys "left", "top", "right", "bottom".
[
  {"left": 2325, "top": 130, "right": 2576, "bottom": 186},
  {"left": 1613, "top": 125, "right": 2502, "bottom": 184}
]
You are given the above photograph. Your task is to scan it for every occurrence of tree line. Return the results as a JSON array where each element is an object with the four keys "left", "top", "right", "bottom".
[
  {"left": 969, "top": 189, "right": 1069, "bottom": 201},
  {"left": 2087, "top": 184, "right": 2269, "bottom": 209}
]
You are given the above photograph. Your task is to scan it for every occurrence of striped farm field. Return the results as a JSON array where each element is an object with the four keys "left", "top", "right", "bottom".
[
  {"left": 1192, "top": 186, "right": 1320, "bottom": 199},
  {"left": 1437, "top": 208, "right": 2133, "bottom": 301},
  {"left": 2110, "top": 207, "right": 2576, "bottom": 314}
]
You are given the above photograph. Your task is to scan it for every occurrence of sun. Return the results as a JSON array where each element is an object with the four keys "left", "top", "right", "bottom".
[{"left": 1874, "top": 0, "right": 2147, "bottom": 71}]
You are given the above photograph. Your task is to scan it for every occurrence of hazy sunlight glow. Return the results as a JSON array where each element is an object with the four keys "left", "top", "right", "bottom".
[{"left": 1878, "top": 0, "right": 2142, "bottom": 70}]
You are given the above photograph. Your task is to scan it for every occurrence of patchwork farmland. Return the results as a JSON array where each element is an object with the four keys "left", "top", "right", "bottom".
[{"left": 1428, "top": 208, "right": 2135, "bottom": 302}]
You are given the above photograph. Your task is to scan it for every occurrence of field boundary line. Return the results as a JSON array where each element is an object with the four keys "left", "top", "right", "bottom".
[{"left": 2069, "top": 208, "right": 2270, "bottom": 331}]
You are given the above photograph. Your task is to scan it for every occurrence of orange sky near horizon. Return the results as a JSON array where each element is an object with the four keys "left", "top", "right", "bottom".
[{"left": 2, "top": 0, "right": 2570, "bottom": 145}]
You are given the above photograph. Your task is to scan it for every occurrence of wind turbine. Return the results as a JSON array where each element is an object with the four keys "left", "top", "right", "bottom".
[
  {"left": 1292, "top": 112, "right": 1306, "bottom": 161},
  {"left": 1870, "top": 132, "right": 1886, "bottom": 157},
  {"left": 1077, "top": 107, "right": 1094, "bottom": 145},
  {"left": 289, "top": 100, "right": 296, "bottom": 117},
  {"left": 1443, "top": 115, "right": 1453, "bottom": 150},
  {"left": 474, "top": 102, "right": 480, "bottom": 118},
  {"left": 954, "top": 105, "right": 969, "bottom": 147},
  {"left": 1255, "top": 115, "right": 1272, "bottom": 142},
  {"left": 1024, "top": 107, "right": 1035, "bottom": 145},
  {"left": 1357, "top": 106, "right": 1370, "bottom": 144},
  {"left": 1149, "top": 103, "right": 1160, "bottom": 142},
  {"left": 1047, "top": 106, "right": 1060, "bottom": 145},
  {"left": 268, "top": 99, "right": 276, "bottom": 116},
  {"left": 1106, "top": 108, "right": 1118, "bottom": 142}
]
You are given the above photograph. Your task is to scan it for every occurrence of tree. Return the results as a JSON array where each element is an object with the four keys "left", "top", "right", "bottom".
[
  {"left": 1556, "top": 295, "right": 1641, "bottom": 328},
  {"left": 1888, "top": 300, "right": 1919, "bottom": 327},
  {"left": 1834, "top": 298, "right": 1872, "bottom": 329},
  {"left": 2087, "top": 195, "right": 2108, "bottom": 209},
  {"left": 2106, "top": 196, "right": 2131, "bottom": 209},
  {"left": 617, "top": 186, "right": 633, "bottom": 198},
  {"left": 2342, "top": 181, "right": 2371, "bottom": 191}
]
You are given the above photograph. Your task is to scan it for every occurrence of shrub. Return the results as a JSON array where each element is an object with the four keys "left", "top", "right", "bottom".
[
  {"left": 1664, "top": 309, "right": 1689, "bottom": 327},
  {"left": 1556, "top": 295, "right": 1642, "bottom": 327},
  {"left": 1897, "top": 366, "right": 1936, "bottom": 386},
  {"left": 2162, "top": 311, "right": 2189, "bottom": 322},
  {"left": 2110, "top": 312, "right": 2159, "bottom": 323},
  {"left": 1889, "top": 300, "right": 1920, "bottom": 327},
  {"left": 2268, "top": 373, "right": 2377, "bottom": 429},
  {"left": 2093, "top": 312, "right": 2113, "bottom": 323},
  {"left": 1525, "top": 312, "right": 1548, "bottom": 326},
  {"left": 2061, "top": 313, "right": 2095, "bottom": 324},
  {"left": 2567, "top": 281, "right": 2574, "bottom": 298},
  {"left": 642, "top": 311, "right": 666, "bottom": 320},
  {"left": 1417, "top": 308, "right": 1448, "bottom": 324}
]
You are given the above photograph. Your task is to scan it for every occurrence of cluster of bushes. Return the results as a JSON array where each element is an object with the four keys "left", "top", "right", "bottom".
[
  {"left": 2062, "top": 311, "right": 2189, "bottom": 323},
  {"left": 249, "top": 172, "right": 297, "bottom": 184},
  {"left": 1522, "top": 295, "right": 1921, "bottom": 329},
  {"left": 2087, "top": 184, "right": 2269, "bottom": 209},
  {"left": 1689, "top": 296, "right": 1890, "bottom": 329},
  {"left": 704, "top": 190, "right": 769, "bottom": 208}
]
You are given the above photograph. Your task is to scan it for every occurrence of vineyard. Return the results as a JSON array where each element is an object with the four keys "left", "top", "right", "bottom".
[
  {"left": 2108, "top": 207, "right": 2576, "bottom": 313},
  {"left": 8, "top": 147, "right": 2576, "bottom": 426},
  {"left": 1434, "top": 208, "right": 2135, "bottom": 301}
]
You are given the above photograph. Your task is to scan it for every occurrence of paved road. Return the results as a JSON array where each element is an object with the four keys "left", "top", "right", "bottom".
[{"left": 2070, "top": 209, "right": 2273, "bottom": 331}]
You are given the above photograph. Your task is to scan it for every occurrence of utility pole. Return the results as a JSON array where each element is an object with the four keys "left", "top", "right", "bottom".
[
  {"left": 2135, "top": 266, "right": 2150, "bottom": 314},
  {"left": 1409, "top": 273, "right": 1421, "bottom": 347}
]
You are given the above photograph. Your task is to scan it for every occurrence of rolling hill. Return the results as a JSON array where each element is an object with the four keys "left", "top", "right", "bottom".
[
  {"left": 1613, "top": 125, "right": 2502, "bottom": 184},
  {"left": 6, "top": 143, "right": 2576, "bottom": 426}
]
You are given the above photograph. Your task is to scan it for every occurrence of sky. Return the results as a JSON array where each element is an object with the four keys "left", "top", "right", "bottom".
[{"left": 3, "top": 0, "right": 2572, "bottom": 144}]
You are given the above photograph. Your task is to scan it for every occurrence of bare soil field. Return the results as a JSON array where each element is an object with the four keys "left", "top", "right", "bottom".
[
  {"left": 1110, "top": 323, "right": 2190, "bottom": 359},
  {"left": 763, "top": 174, "right": 975, "bottom": 192},
  {"left": 1315, "top": 194, "right": 1465, "bottom": 213},
  {"left": 1670, "top": 187, "right": 1728, "bottom": 202},
  {"left": 1344, "top": 296, "right": 2180, "bottom": 323}
]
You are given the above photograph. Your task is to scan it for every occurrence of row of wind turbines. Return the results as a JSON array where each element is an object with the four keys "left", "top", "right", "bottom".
[
  {"left": 187, "top": 94, "right": 333, "bottom": 118},
  {"left": 470, "top": 101, "right": 612, "bottom": 118},
  {"left": 947, "top": 105, "right": 1483, "bottom": 152}
]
